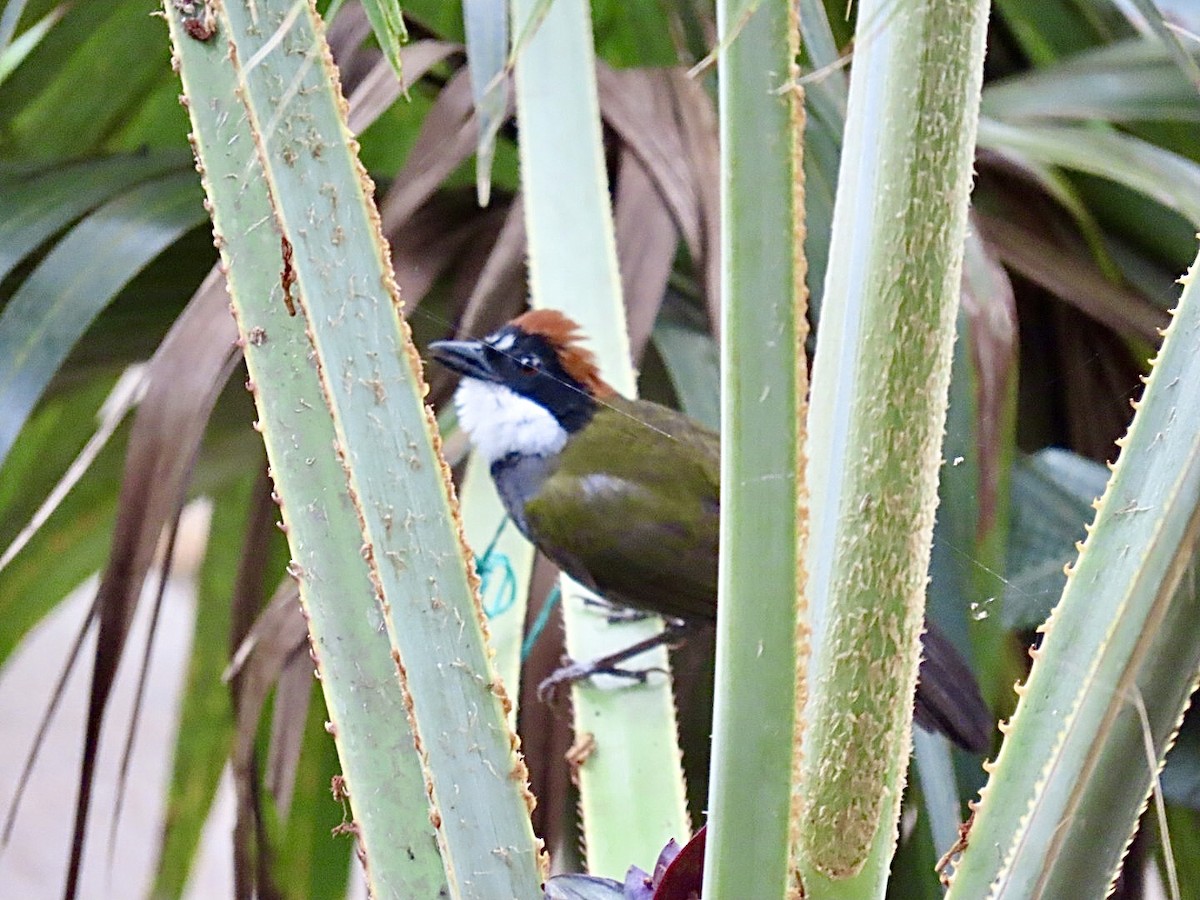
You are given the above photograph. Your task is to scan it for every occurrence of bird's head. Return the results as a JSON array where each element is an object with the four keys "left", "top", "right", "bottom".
[{"left": 429, "top": 310, "right": 614, "bottom": 464}]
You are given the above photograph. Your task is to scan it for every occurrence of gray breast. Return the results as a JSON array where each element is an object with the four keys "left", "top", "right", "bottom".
[{"left": 489, "top": 453, "right": 558, "bottom": 539}]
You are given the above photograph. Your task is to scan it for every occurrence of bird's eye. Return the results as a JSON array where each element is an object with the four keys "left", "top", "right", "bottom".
[{"left": 517, "top": 354, "right": 541, "bottom": 375}]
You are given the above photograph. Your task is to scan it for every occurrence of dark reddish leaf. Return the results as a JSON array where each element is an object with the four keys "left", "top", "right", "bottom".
[
  {"left": 346, "top": 41, "right": 464, "bottom": 135},
  {"left": 389, "top": 189, "right": 507, "bottom": 306},
  {"left": 517, "top": 557, "right": 572, "bottom": 856},
  {"left": 975, "top": 210, "right": 1168, "bottom": 343},
  {"left": 227, "top": 582, "right": 309, "bottom": 899},
  {"left": 265, "top": 642, "right": 315, "bottom": 816},
  {"left": 543, "top": 873, "right": 626, "bottom": 899},
  {"left": 543, "top": 828, "right": 705, "bottom": 900},
  {"left": 106, "top": 504, "right": 187, "bottom": 864},
  {"left": 648, "top": 825, "right": 705, "bottom": 900},
  {"left": 225, "top": 471, "right": 280, "bottom": 896}
]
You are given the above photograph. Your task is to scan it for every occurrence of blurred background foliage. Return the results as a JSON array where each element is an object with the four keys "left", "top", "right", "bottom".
[{"left": 1, "top": 0, "right": 1199, "bottom": 896}]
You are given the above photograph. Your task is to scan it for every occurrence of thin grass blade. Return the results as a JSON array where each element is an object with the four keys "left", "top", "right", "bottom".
[
  {"left": 977, "top": 117, "right": 1200, "bottom": 227},
  {"left": 359, "top": 0, "right": 408, "bottom": 80},
  {"left": 463, "top": 0, "right": 508, "bottom": 205}
]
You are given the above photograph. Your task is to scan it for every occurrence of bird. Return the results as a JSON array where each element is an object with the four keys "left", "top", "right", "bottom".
[{"left": 430, "top": 309, "right": 992, "bottom": 752}]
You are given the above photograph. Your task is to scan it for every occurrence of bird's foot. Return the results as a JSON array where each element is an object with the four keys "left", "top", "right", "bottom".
[
  {"left": 537, "top": 658, "right": 670, "bottom": 702},
  {"left": 535, "top": 621, "right": 693, "bottom": 703}
]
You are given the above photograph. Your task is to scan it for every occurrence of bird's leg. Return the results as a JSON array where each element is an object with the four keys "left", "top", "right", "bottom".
[{"left": 537, "top": 620, "right": 693, "bottom": 701}]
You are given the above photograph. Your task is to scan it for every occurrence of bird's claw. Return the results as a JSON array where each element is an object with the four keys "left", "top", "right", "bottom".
[{"left": 536, "top": 659, "right": 587, "bottom": 703}]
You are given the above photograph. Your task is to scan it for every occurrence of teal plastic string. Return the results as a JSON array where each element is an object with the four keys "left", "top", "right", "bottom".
[
  {"left": 476, "top": 517, "right": 517, "bottom": 619},
  {"left": 521, "top": 584, "right": 561, "bottom": 662}
]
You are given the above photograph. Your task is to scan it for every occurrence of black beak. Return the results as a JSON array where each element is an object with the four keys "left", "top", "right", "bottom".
[{"left": 428, "top": 339, "right": 498, "bottom": 382}]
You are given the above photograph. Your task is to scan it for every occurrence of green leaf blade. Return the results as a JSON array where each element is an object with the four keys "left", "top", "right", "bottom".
[
  {"left": 800, "top": 0, "right": 991, "bottom": 892},
  {"left": 947, "top": 244, "right": 1200, "bottom": 896},
  {"left": 171, "top": 0, "right": 543, "bottom": 894},
  {"left": 462, "top": 0, "right": 508, "bottom": 206},
  {"left": 0, "top": 172, "right": 205, "bottom": 467},
  {"left": 167, "top": 4, "right": 463, "bottom": 896},
  {"left": 360, "top": 0, "right": 407, "bottom": 81},
  {"left": 701, "top": 0, "right": 805, "bottom": 897}
]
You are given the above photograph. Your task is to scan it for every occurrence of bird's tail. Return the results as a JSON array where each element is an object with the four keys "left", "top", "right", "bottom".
[{"left": 914, "top": 623, "right": 994, "bottom": 753}]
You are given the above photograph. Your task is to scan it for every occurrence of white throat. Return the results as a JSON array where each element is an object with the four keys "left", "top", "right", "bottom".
[{"left": 454, "top": 378, "right": 568, "bottom": 465}]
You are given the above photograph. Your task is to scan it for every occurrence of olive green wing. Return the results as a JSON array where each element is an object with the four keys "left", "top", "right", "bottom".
[{"left": 524, "top": 398, "right": 720, "bottom": 621}]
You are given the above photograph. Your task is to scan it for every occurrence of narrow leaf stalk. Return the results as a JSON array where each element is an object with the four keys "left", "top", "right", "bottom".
[
  {"left": 702, "top": 0, "right": 808, "bottom": 897},
  {"left": 511, "top": 0, "right": 690, "bottom": 876}
]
